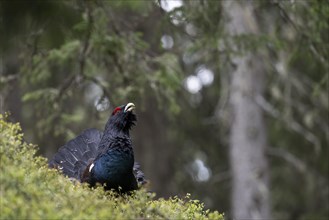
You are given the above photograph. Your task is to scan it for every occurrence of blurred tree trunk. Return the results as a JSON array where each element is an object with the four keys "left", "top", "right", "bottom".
[
  {"left": 223, "top": 1, "right": 271, "bottom": 219},
  {"left": 133, "top": 97, "right": 174, "bottom": 197},
  {"left": 1, "top": 52, "right": 22, "bottom": 121}
]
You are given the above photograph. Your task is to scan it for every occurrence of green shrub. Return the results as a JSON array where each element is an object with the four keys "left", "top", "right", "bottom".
[{"left": 0, "top": 114, "right": 224, "bottom": 220}]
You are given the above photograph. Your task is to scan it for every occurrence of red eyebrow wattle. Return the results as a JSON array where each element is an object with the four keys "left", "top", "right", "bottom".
[{"left": 112, "top": 107, "right": 122, "bottom": 115}]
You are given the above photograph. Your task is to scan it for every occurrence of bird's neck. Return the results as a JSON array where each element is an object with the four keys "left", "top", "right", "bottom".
[
  {"left": 97, "top": 125, "right": 131, "bottom": 156},
  {"left": 104, "top": 120, "right": 130, "bottom": 136}
]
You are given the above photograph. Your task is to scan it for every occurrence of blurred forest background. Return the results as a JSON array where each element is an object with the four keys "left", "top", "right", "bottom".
[{"left": 0, "top": 0, "right": 328, "bottom": 219}]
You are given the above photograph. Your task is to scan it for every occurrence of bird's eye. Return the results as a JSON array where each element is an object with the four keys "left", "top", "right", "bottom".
[{"left": 112, "top": 107, "right": 122, "bottom": 115}]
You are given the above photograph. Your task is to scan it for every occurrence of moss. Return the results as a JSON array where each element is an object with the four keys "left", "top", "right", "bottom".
[{"left": 0, "top": 114, "right": 224, "bottom": 220}]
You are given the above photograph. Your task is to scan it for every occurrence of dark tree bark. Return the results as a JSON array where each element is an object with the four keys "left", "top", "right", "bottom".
[{"left": 133, "top": 98, "right": 174, "bottom": 197}]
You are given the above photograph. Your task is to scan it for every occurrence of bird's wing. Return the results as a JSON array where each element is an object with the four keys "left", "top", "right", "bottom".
[{"left": 49, "top": 128, "right": 103, "bottom": 181}]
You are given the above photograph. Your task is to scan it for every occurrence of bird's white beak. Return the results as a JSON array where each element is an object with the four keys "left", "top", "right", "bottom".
[{"left": 124, "top": 103, "right": 135, "bottom": 112}]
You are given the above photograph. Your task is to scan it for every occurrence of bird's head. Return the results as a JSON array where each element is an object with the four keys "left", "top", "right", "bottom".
[{"left": 108, "top": 102, "right": 137, "bottom": 133}]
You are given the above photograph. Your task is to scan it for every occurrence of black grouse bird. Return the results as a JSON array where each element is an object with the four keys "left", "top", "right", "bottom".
[{"left": 49, "top": 102, "right": 146, "bottom": 193}]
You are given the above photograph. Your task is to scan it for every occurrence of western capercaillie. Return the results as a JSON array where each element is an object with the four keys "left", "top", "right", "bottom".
[{"left": 49, "top": 102, "right": 146, "bottom": 193}]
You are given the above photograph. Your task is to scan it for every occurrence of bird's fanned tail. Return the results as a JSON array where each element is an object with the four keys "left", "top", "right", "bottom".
[{"left": 49, "top": 128, "right": 102, "bottom": 181}]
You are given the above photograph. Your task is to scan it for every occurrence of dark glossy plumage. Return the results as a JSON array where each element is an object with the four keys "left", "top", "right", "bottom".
[{"left": 49, "top": 103, "right": 146, "bottom": 193}]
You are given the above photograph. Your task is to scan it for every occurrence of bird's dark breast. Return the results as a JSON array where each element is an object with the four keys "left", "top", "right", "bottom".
[{"left": 89, "top": 139, "right": 137, "bottom": 192}]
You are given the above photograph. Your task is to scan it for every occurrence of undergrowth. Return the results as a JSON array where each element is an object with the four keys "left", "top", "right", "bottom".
[{"left": 0, "top": 114, "right": 224, "bottom": 220}]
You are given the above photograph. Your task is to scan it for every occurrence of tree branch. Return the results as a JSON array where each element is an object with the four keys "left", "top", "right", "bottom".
[
  {"left": 267, "top": 146, "right": 328, "bottom": 187},
  {"left": 78, "top": 1, "right": 93, "bottom": 79},
  {"left": 56, "top": 2, "right": 94, "bottom": 103},
  {"left": 255, "top": 95, "right": 321, "bottom": 152},
  {"left": 267, "top": 147, "right": 306, "bottom": 173},
  {"left": 273, "top": 1, "right": 329, "bottom": 69}
]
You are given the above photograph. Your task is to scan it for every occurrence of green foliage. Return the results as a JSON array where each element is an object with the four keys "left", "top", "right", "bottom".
[
  {"left": 17, "top": 3, "right": 183, "bottom": 139},
  {"left": 0, "top": 114, "right": 223, "bottom": 220}
]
